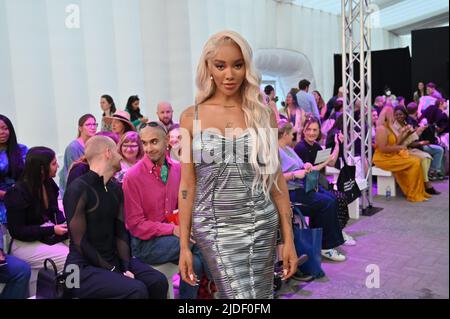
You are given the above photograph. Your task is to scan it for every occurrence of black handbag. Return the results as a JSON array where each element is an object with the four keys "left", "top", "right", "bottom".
[
  {"left": 36, "top": 258, "right": 66, "bottom": 299},
  {"left": 337, "top": 163, "right": 362, "bottom": 203}
]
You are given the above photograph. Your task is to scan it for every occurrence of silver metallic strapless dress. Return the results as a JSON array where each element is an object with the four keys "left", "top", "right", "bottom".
[{"left": 192, "top": 126, "right": 279, "bottom": 299}]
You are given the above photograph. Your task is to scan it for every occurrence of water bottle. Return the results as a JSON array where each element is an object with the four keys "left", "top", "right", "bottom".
[{"left": 386, "top": 186, "right": 391, "bottom": 201}]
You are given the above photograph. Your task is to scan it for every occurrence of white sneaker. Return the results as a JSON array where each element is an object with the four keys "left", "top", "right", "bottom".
[
  {"left": 342, "top": 231, "right": 356, "bottom": 246},
  {"left": 321, "top": 249, "right": 346, "bottom": 262}
]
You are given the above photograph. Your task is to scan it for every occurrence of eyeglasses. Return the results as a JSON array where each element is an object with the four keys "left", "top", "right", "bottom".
[
  {"left": 143, "top": 121, "right": 168, "bottom": 135},
  {"left": 122, "top": 144, "right": 139, "bottom": 150}
]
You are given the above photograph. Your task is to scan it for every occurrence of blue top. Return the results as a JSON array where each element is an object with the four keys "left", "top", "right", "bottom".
[
  {"left": 0, "top": 144, "right": 28, "bottom": 224},
  {"left": 279, "top": 145, "right": 305, "bottom": 190},
  {"left": 296, "top": 90, "right": 320, "bottom": 119},
  {"left": 59, "top": 139, "right": 85, "bottom": 195}
]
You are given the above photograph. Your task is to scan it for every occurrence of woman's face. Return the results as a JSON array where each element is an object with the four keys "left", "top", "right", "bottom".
[
  {"left": 112, "top": 119, "right": 126, "bottom": 135},
  {"left": 284, "top": 129, "right": 295, "bottom": 146},
  {"left": 0, "top": 120, "right": 10, "bottom": 145},
  {"left": 79, "top": 117, "right": 97, "bottom": 138},
  {"left": 169, "top": 128, "right": 181, "bottom": 148},
  {"left": 132, "top": 100, "right": 140, "bottom": 110},
  {"left": 394, "top": 110, "right": 406, "bottom": 123},
  {"left": 100, "top": 98, "right": 111, "bottom": 112},
  {"left": 286, "top": 93, "right": 293, "bottom": 106},
  {"left": 313, "top": 91, "right": 320, "bottom": 103},
  {"left": 418, "top": 82, "right": 424, "bottom": 91},
  {"left": 209, "top": 42, "right": 246, "bottom": 98},
  {"left": 121, "top": 141, "right": 140, "bottom": 163},
  {"left": 372, "top": 110, "right": 379, "bottom": 124},
  {"left": 303, "top": 122, "right": 320, "bottom": 143},
  {"left": 49, "top": 157, "right": 59, "bottom": 178}
]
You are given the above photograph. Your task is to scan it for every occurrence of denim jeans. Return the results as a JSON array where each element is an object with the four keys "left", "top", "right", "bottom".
[
  {"left": 422, "top": 144, "right": 444, "bottom": 172},
  {"left": 0, "top": 255, "right": 31, "bottom": 299},
  {"left": 289, "top": 186, "right": 345, "bottom": 250},
  {"left": 131, "top": 235, "right": 207, "bottom": 299}
]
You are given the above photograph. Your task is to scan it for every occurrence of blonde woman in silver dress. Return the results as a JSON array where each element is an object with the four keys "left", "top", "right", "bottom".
[{"left": 178, "top": 31, "right": 298, "bottom": 299}]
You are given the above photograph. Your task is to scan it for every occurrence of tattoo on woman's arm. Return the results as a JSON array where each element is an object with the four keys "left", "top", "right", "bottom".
[{"left": 182, "top": 190, "right": 188, "bottom": 199}]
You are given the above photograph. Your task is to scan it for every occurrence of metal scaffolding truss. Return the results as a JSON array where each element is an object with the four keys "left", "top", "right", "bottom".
[{"left": 341, "top": 0, "right": 373, "bottom": 212}]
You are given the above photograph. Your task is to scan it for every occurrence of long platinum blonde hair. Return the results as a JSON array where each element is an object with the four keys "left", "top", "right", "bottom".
[{"left": 195, "top": 30, "right": 280, "bottom": 198}]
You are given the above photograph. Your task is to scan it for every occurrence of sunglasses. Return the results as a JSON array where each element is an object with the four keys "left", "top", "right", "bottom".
[{"left": 143, "top": 121, "right": 168, "bottom": 135}]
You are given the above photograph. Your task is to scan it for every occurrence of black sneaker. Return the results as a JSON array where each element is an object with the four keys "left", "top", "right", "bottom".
[
  {"left": 426, "top": 187, "right": 441, "bottom": 195},
  {"left": 291, "top": 270, "right": 314, "bottom": 282}
]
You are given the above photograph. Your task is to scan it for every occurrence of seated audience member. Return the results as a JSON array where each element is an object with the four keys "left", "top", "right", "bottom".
[
  {"left": 329, "top": 98, "right": 344, "bottom": 120},
  {"left": 126, "top": 95, "right": 148, "bottom": 130},
  {"left": 0, "top": 225, "right": 31, "bottom": 299},
  {"left": 156, "top": 102, "right": 176, "bottom": 132},
  {"left": 278, "top": 120, "right": 347, "bottom": 262},
  {"left": 104, "top": 110, "right": 136, "bottom": 140},
  {"left": 5, "top": 147, "right": 69, "bottom": 296},
  {"left": 168, "top": 124, "right": 181, "bottom": 162},
  {"left": 325, "top": 87, "right": 343, "bottom": 120},
  {"left": 426, "top": 82, "right": 442, "bottom": 99},
  {"left": 406, "top": 102, "right": 420, "bottom": 127},
  {"left": 419, "top": 98, "right": 447, "bottom": 179},
  {"left": 115, "top": 131, "right": 144, "bottom": 184},
  {"left": 373, "top": 107, "right": 430, "bottom": 202},
  {"left": 373, "top": 96, "right": 385, "bottom": 115},
  {"left": 392, "top": 106, "right": 439, "bottom": 195},
  {"left": 0, "top": 115, "right": 28, "bottom": 226},
  {"left": 372, "top": 110, "right": 379, "bottom": 148},
  {"left": 397, "top": 96, "right": 406, "bottom": 108},
  {"left": 123, "top": 123, "right": 207, "bottom": 299},
  {"left": 296, "top": 116, "right": 355, "bottom": 245},
  {"left": 59, "top": 114, "right": 97, "bottom": 195},
  {"left": 66, "top": 132, "right": 119, "bottom": 187},
  {"left": 63, "top": 136, "right": 167, "bottom": 299},
  {"left": 417, "top": 83, "right": 441, "bottom": 116},
  {"left": 100, "top": 94, "right": 116, "bottom": 132}
]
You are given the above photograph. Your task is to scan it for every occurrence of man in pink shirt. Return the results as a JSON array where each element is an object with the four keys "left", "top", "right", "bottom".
[{"left": 123, "top": 122, "right": 207, "bottom": 299}]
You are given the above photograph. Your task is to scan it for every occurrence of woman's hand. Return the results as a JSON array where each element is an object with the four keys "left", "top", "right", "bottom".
[
  {"left": 303, "top": 163, "right": 313, "bottom": 174},
  {"left": 335, "top": 132, "right": 344, "bottom": 144},
  {"left": 294, "top": 170, "right": 306, "bottom": 179},
  {"left": 179, "top": 248, "right": 199, "bottom": 287},
  {"left": 54, "top": 224, "right": 68, "bottom": 236},
  {"left": 123, "top": 271, "right": 135, "bottom": 279},
  {"left": 281, "top": 241, "right": 298, "bottom": 281}
]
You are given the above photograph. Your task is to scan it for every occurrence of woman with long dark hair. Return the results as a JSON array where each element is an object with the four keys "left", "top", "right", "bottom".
[
  {"left": 5, "top": 147, "right": 69, "bottom": 296},
  {"left": 0, "top": 115, "right": 28, "bottom": 226},
  {"left": 100, "top": 94, "right": 117, "bottom": 132},
  {"left": 125, "top": 95, "right": 148, "bottom": 129}
]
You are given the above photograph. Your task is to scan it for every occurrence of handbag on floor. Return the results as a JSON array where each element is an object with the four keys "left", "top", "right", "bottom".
[
  {"left": 36, "top": 258, "right": 67, "bottom": 299},
  {"left": 292, "top": 207, "right": 325, "bottom": 279}
]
